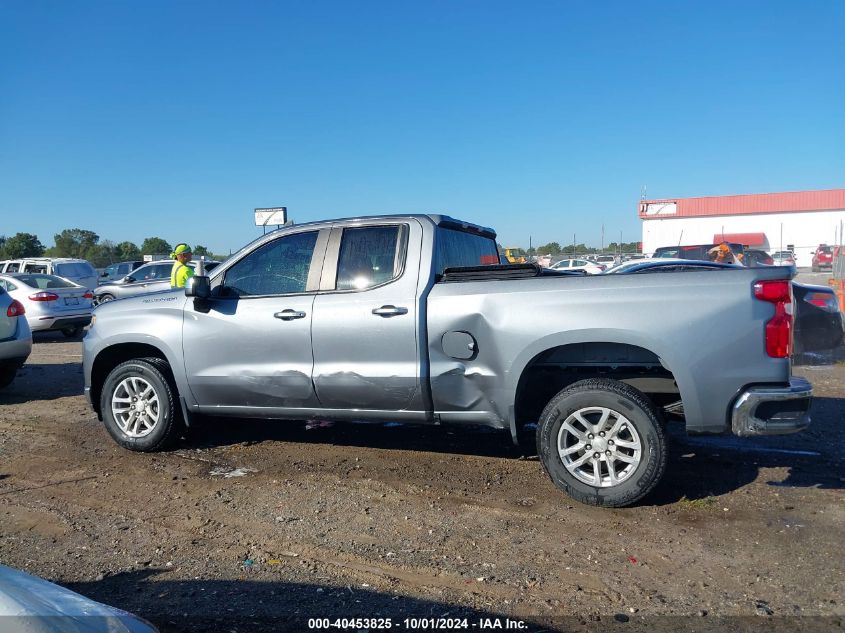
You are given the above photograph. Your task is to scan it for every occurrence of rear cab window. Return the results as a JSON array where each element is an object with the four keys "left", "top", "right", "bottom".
[{"left": 434, "top": 227, "right": 500, "bottom": 275}]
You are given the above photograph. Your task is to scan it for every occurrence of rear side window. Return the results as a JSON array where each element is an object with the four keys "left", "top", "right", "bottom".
[
  {"left": 55, "top": 262, "right": 95, "bottom": 277},
  {"left": 24, "top": 263, "right": 48, "bottom": 274},
  {"left": 434, "top": 228, "right": 500, "bottom": 275},
  {"left": 225, "top": 231, "right": 319, "bottom": 296},
  {"left": 336, "top": 226, "right": 403, "bottom": 290},
  {"left": 5, "top": 263, "right": 20, "bottom": 272}
]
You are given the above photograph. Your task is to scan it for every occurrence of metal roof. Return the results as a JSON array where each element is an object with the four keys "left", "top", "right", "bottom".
[{"left": 639, "top": 188, "right": 845, "bottom": 219}]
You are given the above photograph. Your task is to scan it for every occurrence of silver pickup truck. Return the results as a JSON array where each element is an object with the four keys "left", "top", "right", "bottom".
[{"left": 83, "top": 215, "right": 811, "bottom": 507}]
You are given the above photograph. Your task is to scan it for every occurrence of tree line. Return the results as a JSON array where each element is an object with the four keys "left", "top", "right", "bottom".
[
  {"left": 498, "top": 241, "right": 643, "bottom": 256},
  {"left": 0, "top": 229, "right": 225, "bottom": 267}
]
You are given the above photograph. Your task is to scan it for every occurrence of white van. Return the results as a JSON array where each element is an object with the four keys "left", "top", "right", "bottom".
[{"left": 0, "top": 258, "right": 98, "bottom": 290}]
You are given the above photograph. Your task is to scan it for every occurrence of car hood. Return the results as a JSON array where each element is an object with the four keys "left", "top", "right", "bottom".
[{"left": 0, "top": 565, "right": 157, "bottom": 631}]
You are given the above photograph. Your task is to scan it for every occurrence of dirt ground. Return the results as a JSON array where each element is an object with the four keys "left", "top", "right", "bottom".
[{"left": 1, "top": 327, "right": 844, "bottom": 632}]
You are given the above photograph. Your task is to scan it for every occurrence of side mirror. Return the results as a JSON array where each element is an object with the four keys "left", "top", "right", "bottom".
[
  {"left": 100, "top": 271, "right": 108, "bottom": 277},
  {"left": 185, "top": 275, "right": 210, "bottom": 299},
  {"left": 124, "top": 275, "right": 136, "bottom": 283}
]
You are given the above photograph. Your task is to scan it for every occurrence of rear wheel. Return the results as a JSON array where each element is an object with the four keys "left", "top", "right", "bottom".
[
  {"left": 536, "top": 378, "right": 667, "bottom": 507},
  {"left": 100, "top": 358, "right": 184, "bottom": 452}
]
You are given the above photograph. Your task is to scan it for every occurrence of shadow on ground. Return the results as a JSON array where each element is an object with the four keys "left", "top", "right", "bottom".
[
  {"left": 60, "top": 570, "right": 840, "bottom": 633},
  {"left": 64, "top": 569, "right": 559, "bottom": 632}
]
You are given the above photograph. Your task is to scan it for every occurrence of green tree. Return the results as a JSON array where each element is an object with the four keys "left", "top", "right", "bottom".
[
  {"left": 193, "top": 244, "right": 211, "bottom": 257},
  {"left": 4, "top": 232, "right": 45, "bottom": 258},
  {"left": 115, "top": 241, "right": 141, "bottom": 261},
  {"left": 141, "top": 237, "right": 172, "bottom": 257},
  {"left": 537, "top": 242, "right": 562, "bottom": 254},
  {"left": 51, "top": 229, "right": 99, "bottom": 258},
  {"left": 86, "top": 240, "right": 118, "bottom": 267}
]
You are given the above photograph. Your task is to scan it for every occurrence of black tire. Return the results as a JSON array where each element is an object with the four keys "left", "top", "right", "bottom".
[
  {"left": 95, "top": 293, "right": 115, "bottom": 306},
  {"left": 0, "top": 366, "right": 17, "bottom": 390},
  {"left": 62, "top": 325, "right": 84, "bottom": 338},
  {"left": 100, "top": 358, "right": 184, "bottom": 452},
  {"left": 536, "top": 378, "right": 667, "bottom": 508},
  {"left": 811, "top": 265, "right": 819, "bottom": 273}
]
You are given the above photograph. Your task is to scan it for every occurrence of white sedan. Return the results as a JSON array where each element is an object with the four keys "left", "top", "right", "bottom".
[
  {"left": 0, "top": 273, "right": 93, "bottom": 338},
  {"left": 549, "top": 258, "right": 605, "bottom": 274}
]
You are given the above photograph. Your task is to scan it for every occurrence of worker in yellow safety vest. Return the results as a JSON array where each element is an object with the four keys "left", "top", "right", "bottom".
[{"left": 170, "top": 243, "right": 195, "bottom": 288}]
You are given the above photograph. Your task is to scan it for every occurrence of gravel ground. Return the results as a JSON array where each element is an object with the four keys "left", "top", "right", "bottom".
[{"left": 0, "top": 320, "right": 843, "bottom": 632}]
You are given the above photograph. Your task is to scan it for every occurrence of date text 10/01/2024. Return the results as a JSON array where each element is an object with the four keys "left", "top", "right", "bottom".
[{"left": 307, "top": 617, "right": 528, "bottom": 630}]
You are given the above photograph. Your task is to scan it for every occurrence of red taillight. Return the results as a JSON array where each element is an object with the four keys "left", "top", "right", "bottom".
[
  {"left": 28, "top": 292, "right": 59, "bottom": 302},
  {"left": 7, "top": 300, "right": 26, "bottom": 317},
  {"left": 83, "top": 292, "right": 94, "bottom": 299},
  {"left": 754, "top": 280, "right": 792, "bottom": 358}
]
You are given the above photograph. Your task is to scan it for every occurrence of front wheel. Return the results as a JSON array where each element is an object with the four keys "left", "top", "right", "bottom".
[
  {"left": 536, "top": 378, "right": 667, "bottom": 507},
  {"left": 95, "top": 293, "right": 115, "bottom": 306},
  {"left": 100, "top": 358, "right": 184, "bottom": 452}
]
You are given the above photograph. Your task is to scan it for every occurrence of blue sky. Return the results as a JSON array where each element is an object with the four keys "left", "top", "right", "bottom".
[{"left": 1, "top": 1, "right": 843, "bottom": 253}]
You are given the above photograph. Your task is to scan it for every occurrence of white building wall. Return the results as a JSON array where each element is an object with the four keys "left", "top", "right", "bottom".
[{"left": 642, "top": 210, "right": 845, "bottom": 267}]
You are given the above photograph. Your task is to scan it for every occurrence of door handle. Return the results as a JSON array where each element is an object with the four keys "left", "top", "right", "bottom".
[
  {"left": 274, "top": 309, "right": 306, "bottom": 321},
  {"left": 372, "top": 305, "right": 408, "bottom": 317}
]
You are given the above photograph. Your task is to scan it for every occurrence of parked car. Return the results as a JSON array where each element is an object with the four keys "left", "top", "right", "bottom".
[
  {"left": 0, "top": 258, "right": 98, "bottom": 290},
  {"left": 603, "top": 258, "right": 738, "bottom": 274},
  {"left": 549, "top": 258, "right": 605, "bottom": 274},
  {"left": 811, "top": 244, "right": 833, "bottom": 272},
  {"left": 792, "top": 283, "right": 845, "bottom": 353},
  {"left": 595, "top": 254, "right": 618, "bottom": 267},
  {"left": 0, "top": 286, "right": 32, "bottom": 389},
  {"left": 84, "top": 214, "right": 811, "bottom": 508},
  {"left": 100, "top": 260, "right": 145, "bottom": 283},
  {"left": 0, "top": 564, "right": 158, "bottom": 632},
  {"left": 771, "top": 251, "right": 796, "bottom": 266},
  {"left": 0, "top": 273, "right": 93, "bottom": 338},
  {"left": 653, "top": 243, "right": 745, "bottom": 263},
  {"left": 742, "top": 248, "right": 774, "bottom": 267},
  {"left": 93, "top": 259, "right": 220, "bottom": 305}
]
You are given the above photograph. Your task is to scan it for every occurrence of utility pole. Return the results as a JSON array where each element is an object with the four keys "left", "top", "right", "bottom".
[{"left": 601, "top": 224, "right": 605, "bottom": 252}]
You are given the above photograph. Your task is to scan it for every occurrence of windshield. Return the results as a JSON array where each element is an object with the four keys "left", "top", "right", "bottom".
[
  {"left": 819, "top": 246, "right": 832, "bottom": 254},
  {"left": 55, "top": 262, "right": 95, "bottom": 277}
]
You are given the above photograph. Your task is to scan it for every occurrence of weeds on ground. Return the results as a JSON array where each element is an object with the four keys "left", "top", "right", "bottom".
[{"left": 678, "top": 495, "right": 717, "bottom": 510}]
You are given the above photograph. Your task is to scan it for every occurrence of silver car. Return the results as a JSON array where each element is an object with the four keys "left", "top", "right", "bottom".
[
  {"left": 0, "top": 273, "right": 93, "bottom": 338},
  {"left": 93, "top": 260, "right": 220, "bottom": 305},
  {"left": 0, "top": 286, "right": 32, "bottom": 389}
]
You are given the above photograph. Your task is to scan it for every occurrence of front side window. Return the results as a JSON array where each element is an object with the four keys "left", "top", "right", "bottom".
[
  {"left": 225, "top": 231, "right": 319, "bottom": 296},
  {"left": 24, "top": 263, "right": 48, "bottom": 274},
  {"left": 336, "top": 226, "right": 402, "bottom": 291},
  {"left": 434, "top": 228, "right": 499, "bottom": 275},
  {"left": 6, "top": 263, "right": 20, "bottom": 272}
]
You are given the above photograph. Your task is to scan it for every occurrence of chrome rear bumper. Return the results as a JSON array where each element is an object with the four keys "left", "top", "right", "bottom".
[{"left": 732, "top": 377, "right": 812, "bottom": 437}]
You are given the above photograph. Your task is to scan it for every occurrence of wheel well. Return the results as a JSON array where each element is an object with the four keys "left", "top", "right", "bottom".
[
  {"left": 91, "top": 344, "right": 170, "bottom": 417},
  {"left": 514, "top": 343, "right": 679, "bottom": 431}
]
